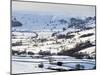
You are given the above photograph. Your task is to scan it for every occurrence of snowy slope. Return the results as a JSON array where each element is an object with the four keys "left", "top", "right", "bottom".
[
  {"left": 12, "top": 12, "right": 96, "bottom": 58},
  {"left": 12, "top": 26, "right": 95, "bottom": 57}
]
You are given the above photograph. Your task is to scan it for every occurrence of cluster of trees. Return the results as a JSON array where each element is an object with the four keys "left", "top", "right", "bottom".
[
  {"left": 85, "top": 16, "right": 96, "bottom": 23},
  {"left": 68, "top": 16, "right": 96, "bottom": 29},
  {"left": 59, "top": 19, "right": 67, "bottom": 24},
  {"left": 12, "top": 17, "right": 23, "bottom": 27},
  {"left": 52, "top": 32, "right": 59, "bottom": 37},
  {"left": 38, "top": 38, "right": 47, "bottom": 42},
  {"left": 68, "top": 18, "right": 86, "bottom": 29},
  {"left": 12, "top": 50, "right": 26, "bottom": 56},
  {"left": 72, "top": 52, "right": 94, "bottom": 59},
  {"left": 74, "top": 64, "right": 84, "bottom": 70},
  {"left": 38, "top": 50, "right": 51, "bottom": 55},
  {"left": 80, "top": 33, "right": 94, "bottom": 38},
  {"left": 12, "top": 50, "right": 34, "bottom": 56},
  {"left": 56, "top": 34, "right": 75, "bottom": 39},
  {"left": 57, "top": 40, "right": 94, "bottom": 59},
  {"left": 12, "top": 41, "right": 22, "bottom": 46}
]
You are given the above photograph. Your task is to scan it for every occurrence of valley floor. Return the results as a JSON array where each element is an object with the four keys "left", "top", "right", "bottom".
[{"left": 11, "top": 55, "right": 96, "bottom": 74}]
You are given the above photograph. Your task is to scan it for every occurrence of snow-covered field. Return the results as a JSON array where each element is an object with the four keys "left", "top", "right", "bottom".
[
  {"left": 12, "top": 55, "right": 95, "bottom": 74},
  {"left": 12, "top": 26, "right": 96, "bottom": 55}
]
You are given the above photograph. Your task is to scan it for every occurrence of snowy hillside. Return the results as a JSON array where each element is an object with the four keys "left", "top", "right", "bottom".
[
  {"left": 11, "top": 12, "right": 96, "bottom": 75},
  {"left": 12, "top": 25, "right": 95, "bottom": 59},
  {"left": 12, "top": 12, "right": 96, "bottom": 58},
  {"left": 12, "top": 25, "right": 96, "bottom": 74},
  {"left": 12, "top": 12, "right": 95, "bottom": 32}
]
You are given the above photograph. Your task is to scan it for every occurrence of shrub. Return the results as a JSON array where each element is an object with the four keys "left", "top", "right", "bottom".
[
  {"left": 59, "top": 19, "right": 67, "bottom": 24},
  {"left": 33, "top": 44, "right": 38, "bottom": 47},
  {"left": 57, "top": 62, "right": 63, "bottom": 66},
  {"left": 75, "top": 64, "right": 84, "bottom": 70},
  {"left": 40, "top": 38, "right": 47, "bottom": 42},
  {"left": 38, "top": 50, "right": 51, "bottom": 55},
  {"left": 52, "top": 32, "right": 57, "bottom": 37},
  {"left": 12, "top": 50, "right": 19, "bottom": 55},
  {"left": 28, "top": 51, "right": 34, "bottom": 55},
  {"left": 57, "top": 34, "right": 66, "bottom": 39},
  {"left": 38, "top": 63, "right": 44, "bottom": 68},
  {"left": 65, "top": 34, "right": 75, "bottom": 39},
  {"left": 12, "top": 41, "right": 22, "bottom": 46},
  {"left": 62, "top": 27, "right": 66, "bottom": 31}
]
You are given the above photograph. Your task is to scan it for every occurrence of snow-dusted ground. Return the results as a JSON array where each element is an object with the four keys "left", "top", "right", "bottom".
[
  {"left": 12, "top": 26, "right": 95, "bottom": 55},
  {"left": 12, "top": 55, "right": 95, "bottom": 74},
  {"left": 11, "top": 15, "right": 96, "bottom": 74},
  {"left": 12, "top": 61, "right": 55, "bottom": 74}
]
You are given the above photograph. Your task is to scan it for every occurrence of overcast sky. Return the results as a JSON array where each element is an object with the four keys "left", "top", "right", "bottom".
[{"left": 12, "top": 1, "right": 95, "bottom": 17}]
